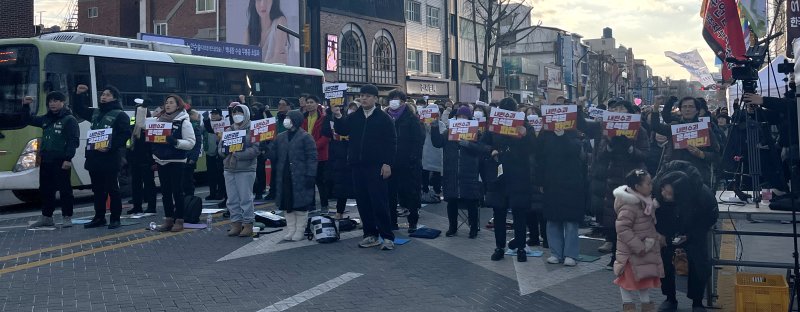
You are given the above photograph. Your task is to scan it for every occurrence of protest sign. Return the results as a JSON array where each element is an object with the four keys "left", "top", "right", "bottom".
[
  {"left": 541, "top": 105, "right": 578, "bottom": 131},
  {"left": 144, "top": 120, "right": 172, "bottom": 144},
  {"left": 588, "top": 107, "right": 606, "bottom": 119},
  {"left": 476, "top": 116, "right": 487, "bottom": 129},
  {"left": 210, "top": 119, "right": 229, "bottom": 134},
  {"left": 527, "top": 114, "right": 543, "bottom": 133},
  {"left": 602, "top": 112, "right": 641, "bottom": 139},
  {"left": 221, "top": 130, "right": 246, "bottom": 153},
  {"left": 323, "top": 83, "right": 347, "bottom": 107},
  {"left": 448, "top": 119, "right": 479, "bottom": 141},
  {"left": 250, "top": 117, "right": 277, "bottom": 143},
  {"left": 671, "top": 121, "right": 711, "bottom": 149},
  {"left": 488, "top": 107, "right": 525, "bottom": 137},
  {"left": 87, "top": 128, "right": 112, "bottom": 150},
  {"left": 418, "top": 106, "right": 440, "bottom": 124}
]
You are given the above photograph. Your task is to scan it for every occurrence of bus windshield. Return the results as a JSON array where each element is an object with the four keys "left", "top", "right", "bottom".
[{"left": 0, "top": 46, "right": 39, "bottom": 130}]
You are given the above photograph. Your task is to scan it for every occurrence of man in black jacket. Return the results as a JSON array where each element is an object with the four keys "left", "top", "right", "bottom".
[
  {"left": 73, "top": 84, "right": 132, "bottom": 229},
  {"left": 385, "top": 89, "right": 424, "bottom": 233},
  {"left": 654, "top": 161, "right": 719, "bottom": 312},
  {"left": 126, "top": 98, "right": 157, "bottom": 214},
  {"left": 332, "top": 84, "right": 398, "bottom": 250},
  {"left": 23, "top": 91, "right": 80, "bottom": 228}
]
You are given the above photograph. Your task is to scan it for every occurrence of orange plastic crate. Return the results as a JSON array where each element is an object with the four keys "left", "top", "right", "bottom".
[{"left": 735, "top": 272, "right": 789, "bottom": 312}]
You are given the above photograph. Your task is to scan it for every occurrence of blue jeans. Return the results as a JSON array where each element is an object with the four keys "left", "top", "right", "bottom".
[
  {"left": 546, "top": 221, "right": 580, "bottom": 260},
  {"left": 224, "top": 171, "right": 256, "bottom": 224}
]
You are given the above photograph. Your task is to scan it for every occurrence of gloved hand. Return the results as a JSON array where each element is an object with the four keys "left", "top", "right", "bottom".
[
  {"left": 644, "top": 237, "right": 656, "bottom": 253},
  {"left": 166, "top": 135, "right": 178, "bottom": 147}
]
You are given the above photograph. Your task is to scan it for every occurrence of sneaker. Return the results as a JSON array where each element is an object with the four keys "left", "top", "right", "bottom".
[
  {"left": 691, "top": 306, "right": 707, "bottom": 312},
  {"left": 563, "top": 257, "right": 577, "bottom": 266},
  {"left": 407, "top": 224, "right": 417, "bottom": 234},
  {"left": 491, "top": 248, "right": 504, "bottom": 261},
  {"left": 546, "top": 256, "right": 560, "bottom": 264},
  {"left": 358, "top": 236, "right": 381, "bottom": 248},
  {"left": 597, "top": 241, "right": 613, "bottom": 253},
  {"left": 126, "top": 208, "right": 143, "bottom": 215},
  {"left": 380, "top": 239, "right": 395, "bottom": 251},
  {"left": 657, "top": 300, "right": 678, "bottom": 312},
  {"left": 445, "top": 228, "right": 457, "bottom": 237},
  {"left": 397, "top": 208, "right": 410, "bottom": 217},
  {"left": 62, "top": 216, "right": 73, "bottom": 228},
  {"left": 29, "top": 216, "right": 54, "bottom": 228},
  {"left": 468, "top": 228, "right": 478, "bottom": 239},
  {"left": 516, "top": 249, "right": 527, "bottom": 262}
]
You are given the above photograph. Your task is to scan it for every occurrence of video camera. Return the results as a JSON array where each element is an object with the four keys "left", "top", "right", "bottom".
[{"left": 727, "top": 32, "right": 783, "bottom": 94}]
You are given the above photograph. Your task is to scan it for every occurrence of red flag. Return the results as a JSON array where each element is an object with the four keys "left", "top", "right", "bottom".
[{"left": 702, "top": 0, "right": 746, "bottom": 82}]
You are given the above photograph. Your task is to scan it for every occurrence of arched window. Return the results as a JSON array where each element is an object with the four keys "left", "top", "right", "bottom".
[
  {"left": 372, "top": 29, "right": 397, "bottom": 85},
  {"left": 339, "top": 23, "right": 367, "bottom": 83}
]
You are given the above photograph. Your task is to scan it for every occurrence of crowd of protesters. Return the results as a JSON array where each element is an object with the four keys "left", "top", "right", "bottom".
[{"left": 42, "top": 80, "right": 800, "bottom": 311}]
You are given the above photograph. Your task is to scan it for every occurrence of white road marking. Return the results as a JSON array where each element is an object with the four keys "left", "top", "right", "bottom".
[{"left": 256, "top": 272, "right": 363, "bottom": 312}]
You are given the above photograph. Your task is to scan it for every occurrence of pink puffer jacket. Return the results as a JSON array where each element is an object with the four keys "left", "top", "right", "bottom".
[{"left": 612, "top": 185, "right": 665, "bottom": 280}]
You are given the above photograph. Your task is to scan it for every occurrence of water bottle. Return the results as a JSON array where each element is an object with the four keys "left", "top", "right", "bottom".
[
  {"left": 148, "top": 222, "right": 157, "bottom": 231},
  {"left": 761, "top": 189, "right": 772, "bottom": 206},
  {"left": 206, "top": 214, "right": 213, "bottom": 232}
]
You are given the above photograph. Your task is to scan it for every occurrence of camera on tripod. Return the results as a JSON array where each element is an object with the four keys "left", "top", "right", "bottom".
[{"left": 727, "top": 42, "right": 768, "bottom": 95}]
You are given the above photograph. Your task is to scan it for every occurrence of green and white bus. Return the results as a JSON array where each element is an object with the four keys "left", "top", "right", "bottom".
[{"left": 0, "top": 32, "right": 323, "bottom": 203}]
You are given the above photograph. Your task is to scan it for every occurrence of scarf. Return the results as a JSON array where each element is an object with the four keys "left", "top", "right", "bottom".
[
  {"left": 387, "top": 104, "right": 406, "bottom": 120},
  {"left": 626, "top": 186, "right": 657, "bottom": 217},
  {"left": 159, "top": 110, "right": 181, "bottom": 123}
]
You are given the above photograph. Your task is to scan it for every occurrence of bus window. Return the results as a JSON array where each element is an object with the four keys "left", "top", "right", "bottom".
[
  {"left": 186, "top": 66, "right": 217, "bottom": 94},
  {"left": 146, "top": 63, "right": 183, "bottom": 94},
  {"left": 45, "top": 54, "right": 90, "bottom": 114},
  {"left": 0, "top": 46, "right": 39, "bottom": 130},
  {"left": 223, "top": 69, "right": 250, "bottom": 96},
  {"left": 97, "top": 58, "right": 145, "bottom": 93}
]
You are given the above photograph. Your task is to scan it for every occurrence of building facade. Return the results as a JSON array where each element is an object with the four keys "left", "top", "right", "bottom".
[
  {"left": 0, "top": 0, "right": 34, "bottom": 39},
  {"left": 404, "top": 0, "right": 449, "bottom": 101},
  {"left": 78, "top": 0, "right": 225, "bottom": 40},
  {"left": 320, "top": 0, "right": 406, "bottom": 97}
]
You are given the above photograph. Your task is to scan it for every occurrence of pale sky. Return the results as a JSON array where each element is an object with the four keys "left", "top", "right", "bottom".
[{"left": 34, "top": 0, "right": 716, "bottom": 80}]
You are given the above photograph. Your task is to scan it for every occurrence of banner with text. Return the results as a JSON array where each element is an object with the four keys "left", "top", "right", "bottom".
[
  {"left": 323, "top": 83, "right": 348, "bottom": 107},
  {"left": 671, "top": 121, "right": 711, "bottom": 149},
  {"left": 448, "top": 119, "right": 479, "bottom": 141},
  {"left": 211, "top": 120, "right": 229, "bottom": 135},
  {"left": 144, "top": 120, "right": 173, "bottom": 144},
  {"left": 528, "top": 115, "right": 543, "bottom": 133},
  {"left": 87, "top": 128, "right": 112, "bottom": 151},
  {"left": 488, "top": 107, "right": 525, "bottom": 137},
  {"left": 222, "top": 130, "right": 247, "bottom": 154},
  {"left": 250, "top": 117, "right": 277, "bottom": 143},
  {"left": 702, "top": 0, "right": 746, "bottom": 81},
  {"left": 541, "top": 105, "right": 578, "bottom": 131},
  {"left": 418, "top": 106, "right": 441, "bottom": 124},
  {"left": 588, "top": 107, "right": 606, "bottom": 119},
  {"left": 602, "top": 112, "right": 641, "bottom": 139}
]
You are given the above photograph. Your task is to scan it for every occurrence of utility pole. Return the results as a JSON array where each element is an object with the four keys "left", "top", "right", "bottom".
[{"left": 36, "top": 11, "right": 45, "bottom": 26}]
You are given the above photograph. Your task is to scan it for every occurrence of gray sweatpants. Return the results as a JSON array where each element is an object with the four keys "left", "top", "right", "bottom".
[{"left": 224, "top": 171, "right": 256, "bottom": 224}]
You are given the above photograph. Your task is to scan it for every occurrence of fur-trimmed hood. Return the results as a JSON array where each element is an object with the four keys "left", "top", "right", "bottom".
[{"left": 613, "top": 185, "right": 659, "bottom": 214}]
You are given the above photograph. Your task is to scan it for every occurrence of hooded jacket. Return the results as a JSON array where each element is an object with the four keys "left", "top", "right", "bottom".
[
  {"left": 332, "top": 105, "right": 397, "bottom": 167},
  {"left": 612, "top": 185, "right": 665, "bottom": 281},
  {"left": 22, "top": 105, "right": 80, "bottom": 164},
  {"left": 653, "top": 161, "right": 719, "bottom": 240},
  {"left": 72, "top": 93, "right": 131, "bottom": 172},
  {"left": 219, "top": 104, "right": 260, "bottom": 172},
  {"left": 270, "top": 110, "right": 318, "bottom": 210},
  {"left": 151, "top": 110, "right": 196, "bottom": 165}
]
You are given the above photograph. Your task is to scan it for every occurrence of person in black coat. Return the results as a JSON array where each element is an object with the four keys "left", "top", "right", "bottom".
[
  {"left": 329, "top": 102, "right": 358, "bottom": 219},
  {"left": 126, "top": 99, "right": 157, "bottom": 214},
  {"left": 653, "top": 160, "right": 718, "bottom": 312},
  {"left": 385, "top": 89, "right": 425, "bottom": 233},
  {"left": 482, "top": 98, "right": 535, "bottom": 263},
  {"left": 332, "top": 84, "right": 398, "bottom": 250},
  {"left": 72, "top": 84, "right": 131, "bottom": 229},
  {"left": 22, "top": 91, "right": 80, "bottom": 228},
  {"left": 431, "top": 106, "right": 489, "bottom": 238}
]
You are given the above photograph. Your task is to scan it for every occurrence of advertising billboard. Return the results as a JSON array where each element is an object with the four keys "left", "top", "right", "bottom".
[{"left": 226, "top": 0, "right": 300, "bottom": 66}]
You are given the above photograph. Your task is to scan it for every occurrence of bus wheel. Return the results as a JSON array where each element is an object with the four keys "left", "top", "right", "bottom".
[{"left": 12, "top": 190, "right": 41, "bottom": 204}]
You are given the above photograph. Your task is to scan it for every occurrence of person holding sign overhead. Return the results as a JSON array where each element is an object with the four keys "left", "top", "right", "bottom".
[
  {"left": 151, "top": 95, "right": 196, "bottom": 233},
  {"left": 22, "top": 91, "right": 80, "bottom": 228},
  {"left": 482, "top": 98, "right": 535, "bottom": 262},
  {"left": 430, "top": 106, "right": 488, "bottom": 238},
  {"left": 331, "top": 84, "right": 398, "bottom": 251},
  {"left": 220, "top": 104, "right": 261, "bottom": 237},
  {"left": 73, "top": 85, "right": 131, "bottom": 229}
]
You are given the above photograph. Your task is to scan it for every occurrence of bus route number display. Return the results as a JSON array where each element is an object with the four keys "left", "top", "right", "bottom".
[
  {"left": 671, "top": 121, "right": 711, "bottom": 149},
  {"left": 541, "top": 105, "right": 577, "bottom": 131},
  {"left": 488, "top": 107, "right": 525, "bottom": 137}
]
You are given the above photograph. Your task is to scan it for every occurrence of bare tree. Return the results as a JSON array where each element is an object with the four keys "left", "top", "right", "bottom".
[{"left": 465, "top": 0, "right": 539, "bottom": 101}]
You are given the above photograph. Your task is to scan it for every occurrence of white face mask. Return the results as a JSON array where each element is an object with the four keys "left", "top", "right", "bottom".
[
  {"left": 473, "top": 111, "right": 484, "bottom": 119},
  {"left": 527, "top": 114, "right": 536, "bottom": 122},
  {"left": 283, "top": 119, "right": 293, "bottom": 129},
  {"left": 389, "top": 100, "right": 401, "bottom": 110},
  {"left": 233, "top": 115, "right": 245, "bottom": 124},
  {"left": 347, "top": 109, "right": 356, "bottom": 114}
]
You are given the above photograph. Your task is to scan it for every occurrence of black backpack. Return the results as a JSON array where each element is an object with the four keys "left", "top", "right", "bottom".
[{"left": 183, "top": 195, "right": 203, "bottom": 223}]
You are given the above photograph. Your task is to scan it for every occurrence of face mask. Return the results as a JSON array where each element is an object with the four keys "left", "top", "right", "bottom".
[
  {"left": 347, "top": 109, "right": 356, "bottom": 114},
  {"left": 473, "top": 111, "right": 484, "bottom": 119},
  {"left": 233, "top": 115, "right": 245, "bottom": 124},
  {"left": 283, "top": 119, "right": 293, "bottom": 129},
  {"left": 554, "top": 129, "right": 565, "bottom": 136},
  {"left": 389, "top": 100, "right": 401, "bottom": 110},
  {"left": 527, "top": 114, "right": 536, "bottom": 122}
]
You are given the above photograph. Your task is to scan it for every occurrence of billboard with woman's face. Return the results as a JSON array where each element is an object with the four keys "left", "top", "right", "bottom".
[{"left": 226, "top": 0, "right": 300, "bottom": 66}]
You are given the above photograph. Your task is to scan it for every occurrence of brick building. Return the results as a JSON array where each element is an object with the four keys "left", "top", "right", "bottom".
[
  {"left": 78, "top": 0, "right": 226, "bottom": 40},
  {"left": 0, "top": 0, "right": 33, "bottom": 39},
  {"left": 320, "top": 0, "right": 406, "bottom": 97}
]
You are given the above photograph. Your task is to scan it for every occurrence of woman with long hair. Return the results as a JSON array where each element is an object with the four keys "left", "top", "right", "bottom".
[
  {"left": 246, "top": 0, "right": 289, "bottom": 64},
  {"left": 153, "top": 95, "right": 196, "bottom": 232}
]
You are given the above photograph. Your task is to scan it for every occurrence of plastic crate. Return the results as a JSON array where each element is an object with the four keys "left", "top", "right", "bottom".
[{"left": 735, "top": 272, "right": 789, "bottom": 312}]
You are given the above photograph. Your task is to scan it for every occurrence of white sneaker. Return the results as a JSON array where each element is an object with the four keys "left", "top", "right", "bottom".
[
  {"left": 380, "top": 239, "right": 395, "bottom": 251},
  {"left": 358, "top": 236, "right": 381, "bottom": 248},
  {"left": 546, "top": 256, "right": 560, "bottom": 264},
  {"left": 563, "top": 257, "right": 577, "bottom": 266}
]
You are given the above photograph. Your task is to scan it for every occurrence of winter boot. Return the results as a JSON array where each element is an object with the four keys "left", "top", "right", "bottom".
[
  {"left": 622, "top": 303, "right": 636, "bottom": 312},
  {"left": 238, "top": 223, "right": 253, "bottom": 237},
  {"left": 282, "top": 212, "right": 296, "bottom": 240},
  {"left": 641, "top": 302, "right": 656, "bottom": 312},
  {"left": 291, "top": 211, "right": 308, "bottom": 241},
  {"left": 170, "top": 219, "right": 184, "bottom": 232},
  {"left": 156, "top": 218, "right": 174, "bottom": 232},
  {"left": 227, "top": 222, "right": 243, "bottom": 236}
]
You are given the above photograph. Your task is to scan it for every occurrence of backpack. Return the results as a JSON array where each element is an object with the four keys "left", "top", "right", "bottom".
[
  {"left": 337, "top": 217, "right": 360, "bottom": 232},
  {"left": 254, "top": 210, "right": 287, "bottom": 227},
  {"left": 306, "top": 215, "right": 339, "bottom": 243},
  {"left": 183, "top": 195, "right": 203, "bottom": 223}
]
